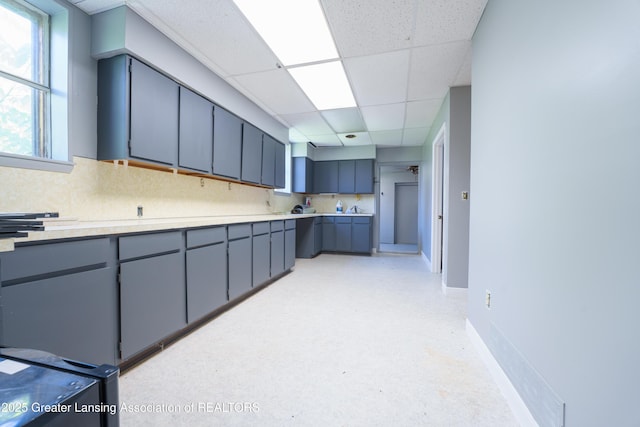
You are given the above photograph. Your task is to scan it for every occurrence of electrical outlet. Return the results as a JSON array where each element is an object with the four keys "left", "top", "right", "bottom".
[
  {"left": 137, "top": 205, "right": 143, "bottom": 218},
  {"left": 485, "top": 290, "right": 491, "bottom": 309}
]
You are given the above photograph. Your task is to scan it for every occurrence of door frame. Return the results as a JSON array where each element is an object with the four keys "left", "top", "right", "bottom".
[{"left": 431, "top": 124, "right": 446, "bottom": 273}]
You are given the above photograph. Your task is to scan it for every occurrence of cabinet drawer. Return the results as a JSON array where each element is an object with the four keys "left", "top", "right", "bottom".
[
  {"left": 0, "top": 238, "right": 111, "bottom": 283},
  {"left": 252, "top": 222, "right": 270, "bottom": 236},
  {"left": 119, "top": 231, "right": 182, "bottom": 261},
  {"left": 228, "top": 223, "right": 251, "bottom": 240},
  {"left": 186, "top": 227, "right": 226, "bottom": 248},
  {"left": 335, "top": 216, "right": 351, "bottom": 224},
  {"left": 285, "top": 219, "right": 296, "bottom": 230},
  {"left": 314, "top": 217, "right": 323, "bottom": 225},
  {"left": 352, "top": 217, "right": 371, "bottom": 224},
  {"left": 322, "top": 216, "right": 335, "bottom": 224},
  {"left": 270, "top": 220, "right": 284, "bottom": 232}
]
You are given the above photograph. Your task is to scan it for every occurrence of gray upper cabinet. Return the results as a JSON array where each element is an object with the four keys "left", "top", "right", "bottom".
[
  {"left": 179, "top": 86, "right": 213, "bottom": 173},
  {"left": 213, "top": 107, "right": 243, "bottom": 180},
  {"left": 275, "top": 141, "right": 286, "bottom": 189},
  {"left": 355, "top": 159, "right": 375, "bottom": 194},
  {"left": 292, "top": 157, "right": 313, "bottom": 193},
  {"left": 338, "top": 160, "right": 356, "bottom": 193},
  {"left": 261, "top": 134, "right": 276, "bottom": 187},
  {"left": 98, "top": 55, "right": 179, "bottom": 167},
  {"left": 314, "top": 161, "right": 339, "bottom": 193},
  {"left": 241, "top": 122, "right": 263, "bottom": 184}
]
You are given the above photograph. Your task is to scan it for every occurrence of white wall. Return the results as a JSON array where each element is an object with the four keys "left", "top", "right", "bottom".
[{"left": 468, "top": 1, "right": 640, "bottom": 425}]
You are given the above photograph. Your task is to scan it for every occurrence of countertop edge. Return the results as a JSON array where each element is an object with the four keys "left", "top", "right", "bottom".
[{"left": 1, "top": 213, "right": 374, "bottom": 251}]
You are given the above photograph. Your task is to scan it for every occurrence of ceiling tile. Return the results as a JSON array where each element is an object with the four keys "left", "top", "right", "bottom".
[
  {"left": 360, "top": 103, "right": 405, "bottom": 132},
  {"left": 453, "top": 44, "right": 473, "bottom": 86},
  {"left": 344, "top": 50, "right": 410, "bottom": 106},
  {"left": 279, "top": 112, "right": 334, "bottom": 136},
  {"left": 413, "top": 0, "right": 488, "bottom": 46},
  {"left": 405, "top": 99, "right": 443, "bottom": 128},
  {"left": 402, "top": 127, "right": 430, "bottom": 146},
  {"left": 73, "top": 0, "right": 124, "bottom": 14},
  {"left": 407, "top": 41, "right": 470, "bottom": 100},
  {"left": 130, "top": 0, "right": 279, "bottom": 77},
  {"left": 320, "top": 108, "right": 366, "bottom": 133},
  {"left": 322, "top": 0, "right": 417, "bottom": 57},
  {"left": 370, "top": 130, "right": 404, "bottom": 146},
  {"left": 338, "top": 132, "right": 372, "bottom": 146},
  {"left": 232, "top": 69, "right": 315, "bottom": 115}
]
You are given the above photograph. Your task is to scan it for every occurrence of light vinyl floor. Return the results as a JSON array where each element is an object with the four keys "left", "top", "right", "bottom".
[{"left": 119, "top": 253, "right": 518, "bottom": 426}]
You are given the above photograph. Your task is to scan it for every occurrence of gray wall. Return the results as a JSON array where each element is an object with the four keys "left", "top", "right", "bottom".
[
  {"left": 420, "top": 87, "right": 471, "bottom": 288},
  {"left": 468, "top": 1, "right": 640, "bottom": 426}
]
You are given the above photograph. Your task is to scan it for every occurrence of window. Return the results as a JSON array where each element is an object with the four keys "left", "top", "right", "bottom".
[{"left": 0, "top": 0, "right": 50, "bottom": 158}]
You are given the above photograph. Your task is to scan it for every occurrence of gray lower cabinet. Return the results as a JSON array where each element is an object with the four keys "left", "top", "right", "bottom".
[
  {"left": 335, "top": 217, "right": 352, "bottom": 252},
  {"left": 213, "top": 107, "right": 243, "bottom": 180},
  {"left": 313, "top": 217, "right": 323, "bottom": 255},
  {"left": 0, "top": 238, "right": 118, "bottom": 366},
  {"left": 185, "top": 227, "right": 228, "bottom": 323},
  {"left": 351, "top": 217, "right": 372, "bottom": 253},
  {"left": 295, "top": 217, "right": 318, "bottom": 258},
  {"left": 322, "top": 217, "right": 336, "bottom": 251},
  {"left": 179, "top": 86, "right": 213, "bottom": 173},
  {"left": 228, "top": 224, "right": 252, "bottom": 300},
  {"left": 284, "top": 219, "right": 296, "bottom": 270},
  {"left": 270, "top": 221, "right": 285, "bottom": 277},
  {"left": 119, "top": 231, "right": 186, "bottom": 360},
  {"left": 252, "top": 222, "right": 271, "bottom": 287}
]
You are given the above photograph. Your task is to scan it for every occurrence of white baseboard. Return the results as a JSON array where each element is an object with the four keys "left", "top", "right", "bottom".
[{"left": 465, "top": 319, "right": 539, "bottom": 427}]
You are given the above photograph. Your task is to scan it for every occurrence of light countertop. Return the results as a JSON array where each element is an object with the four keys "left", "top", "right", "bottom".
[{"left": 0, "top": 212, "right": 374, "bottom": 252}]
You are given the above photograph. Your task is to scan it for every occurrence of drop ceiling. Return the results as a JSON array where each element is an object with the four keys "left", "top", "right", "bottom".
[{"left": 68, "top": 0, "right": 487, "bottom": 148}]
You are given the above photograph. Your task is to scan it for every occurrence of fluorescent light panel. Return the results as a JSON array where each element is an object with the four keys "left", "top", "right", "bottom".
[
  {"left": 233, "top": 0, "right": 338, "bottom": 66},
  {"left": 289, "top": 61, "right": 356, "bottom": 110}
]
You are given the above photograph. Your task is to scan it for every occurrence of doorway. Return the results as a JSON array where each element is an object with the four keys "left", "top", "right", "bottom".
[
  {"left": 431, "top": 125, "right": 445, "bottom": 273},
  {"left": 378, "top": 164, "right": 419, "bottom": 254},
  {"left": 394, "top": 183, "right": 418, "bottom": 247}
]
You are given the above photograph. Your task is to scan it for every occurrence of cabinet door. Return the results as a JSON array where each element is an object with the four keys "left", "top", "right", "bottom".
[
  {"left": 322, "top": 217, "right": 336, "bottom": 251},
  {"left": 285, "top": 227, "right": 296, "bottom": 270},
  {"left": 228, "top": 237, "right": 252, "bottom": 300},
  {"left": 314, "top": 161, "right": 339, "bottom": 193},
  {"left": 275, "top": 141, "right": 286, "bottom": 189},
  {"left": 335, "top": 217, "right": 352, "bottom": 252},
  {"left": 241, "top": 122, "right": 263, "bottom": 184},
  {"left": 186, "top": 242, "right": 228, "bottom": 323},
  {"left": 252, "top": 233, "right": 271, "bottom": 287},
  {"left": 213, "top": 107, "right": 242, "bottom": 180},
  {"left": 351, "top": 217, "right": 372, "bottom": 253},
  {"left": 261, "top": 135, "right": 276, "bottom": 187},
  {"left": 338, "top": 160, "right": 356, "bottom": 193},
  {"left": 270, "top": 230, "right": 285, "bottom": 277},
  {"left": 355, "top": 159, "right": 375, "bottom": 194},
  {"left": 179, "top": 86, "right": 213, "bottom": 173},
  {"left": 120, "top": 252, "right": 186, "bottom": 360},
  {"left": 130, "top": 57, "right": 179, "bottom": 166},
  {"left": 292, "top": 157, "right": 314, "bottom": 193},
  {"left": 2, "top": 267, "right": 118, "bottom": 366},
  {"left": 295, "top": 218, "right": 314, "bottom": 258},
  {"left": 313, "top": 219, "right": 323, "bottom": 255}
]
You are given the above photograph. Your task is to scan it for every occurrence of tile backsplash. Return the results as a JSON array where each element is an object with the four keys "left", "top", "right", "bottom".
[{"left": 0, "top": 157, "right": 302, "bottom": 220}]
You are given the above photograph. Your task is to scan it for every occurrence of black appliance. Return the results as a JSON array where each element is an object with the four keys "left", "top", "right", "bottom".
[{"left": 0, "top": 347, "right": 119, "bottom": 427}]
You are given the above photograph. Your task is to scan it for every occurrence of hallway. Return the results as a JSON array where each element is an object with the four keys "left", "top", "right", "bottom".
[{"left": 119, "top": 253, "right": 518, "bottom": 426}]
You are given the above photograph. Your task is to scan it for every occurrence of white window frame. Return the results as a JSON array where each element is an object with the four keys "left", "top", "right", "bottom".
[{"left": 0, "top": 0, "right": 71, "bottom": 172}]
